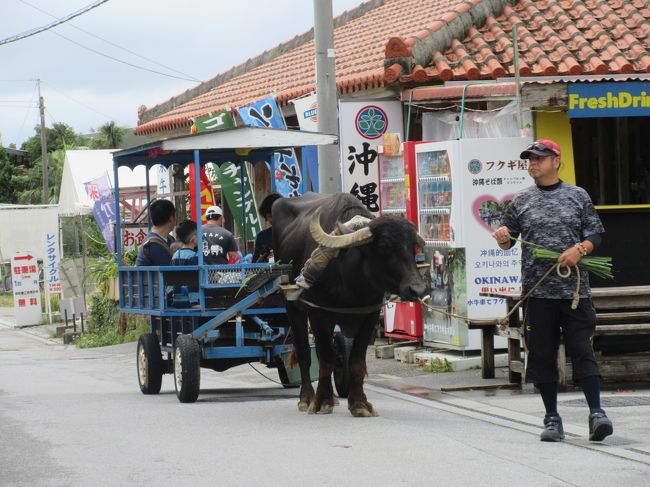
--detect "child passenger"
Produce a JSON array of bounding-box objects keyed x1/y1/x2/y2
[{"x1": 171, "y1": 220, "x2": 199, "y2": 265}]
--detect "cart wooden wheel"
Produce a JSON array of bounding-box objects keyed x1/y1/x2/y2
[
  {"x1": 137, "y1": 333, "x2": 163, "y2": 395},
  {"x1": 332, "y1": 332, "x2": 353, "y2": 398},
  {"x1": 174, "y1": 334, "x2": 201, "y2": 403}
]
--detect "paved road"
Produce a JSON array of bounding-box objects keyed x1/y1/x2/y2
[{"x1": 1, "y1": 323, "x2": 649, "y2": 486}]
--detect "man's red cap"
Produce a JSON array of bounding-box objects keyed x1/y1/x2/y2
[{"x1": 520, "y1": 139, "x2": 561, "y2": 159}]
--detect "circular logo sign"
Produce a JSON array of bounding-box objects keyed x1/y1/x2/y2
[
  {"x1": 355, "y1": 105, "x2": 388, "y2": 139},
  {"x1": 468, "y1": 159, "x2": 482, "y2": 175}
]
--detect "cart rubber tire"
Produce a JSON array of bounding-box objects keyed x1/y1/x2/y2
[
  {"x1": 277, "y1": 363, "x2": 300, "y2": 389},
  {"x1": 137, "y1": 333, "x2": 163, "y2": 395},
  {"x1": 174, "y1": 335, "x2": 201, "y2": 403},
  {"x1": 333, "y1": 332, "x2": 353, "y2": 398}
]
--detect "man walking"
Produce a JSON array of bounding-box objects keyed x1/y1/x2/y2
[
  {"x1": 491, "y1": 139, "x2": 613, "y2": 442},
  {"x1": 202, "y1": 205, "x2": 239, "y2": 264}
]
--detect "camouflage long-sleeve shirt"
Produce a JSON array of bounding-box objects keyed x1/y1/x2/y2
[{"x1": 502, "y1": 181, "x2": 604, "y2": 299}]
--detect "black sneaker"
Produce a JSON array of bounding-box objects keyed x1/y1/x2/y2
[
  {"x1": 589, "y1": 409, "x2": 613, "y2": 441},
  {"x1": 540, "y1": 414, "x2": 565, "y2": 442}
]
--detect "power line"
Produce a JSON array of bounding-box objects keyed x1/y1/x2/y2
[
  {"x1": 46, "y1": 29, "x2": 200, "y2": 82},
  {"x1": 11, "y1": 81, "x2": 38, "y2": 147},
  {"x1": 18, "y1": 0, "x2": 201, "y2": 82},
  {"x1": 42, "y1": 80, "x2": 124, "y2": 124},
  {"x1": 0, "y1": 0, "x2": 111, "y2": 46}
]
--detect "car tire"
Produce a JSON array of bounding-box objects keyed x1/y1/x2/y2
[
  {"x1": 137, "y1": 333, "x2": 163, "y2": 395},
  {"x1": 174, "y1": 334, "x2": 201, "y2": 403}
]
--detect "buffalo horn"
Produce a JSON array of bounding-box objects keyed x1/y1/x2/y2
[{"x1": 309, "y1": 210, "x2": 373, "y2": 249}]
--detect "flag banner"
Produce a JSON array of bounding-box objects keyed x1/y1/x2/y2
[
  {"x1": 237, "y1": 96, "x2": 303, "y2": 197},
  {"x1": 188, "y1": 164, "x2": 217, "y2": 224},
  {"x1": 339, "y1": 100, "x2": 404, "y2": 214},
  {"x1": 84, "y1": 173, "x2": 116, "y2": 252},
  {"x1": 214, "y1": 162, "x2": 261, "y2": 241},
  {"x1": 301, "y1": 145, "x2": 319, "y2": 192},
  {"x1": 193, "y1": 110, "x2": 236, "y2": 133}
]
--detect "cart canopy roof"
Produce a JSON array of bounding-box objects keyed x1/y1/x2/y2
[{"x1": 112, "y1": 126, "x2": 338, "y2": 170}]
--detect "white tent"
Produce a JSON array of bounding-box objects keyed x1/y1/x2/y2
[{"x1": 58, "y1": 149, "x2": 160, "y2": 216}]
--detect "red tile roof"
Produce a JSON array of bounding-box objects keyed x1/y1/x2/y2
[
  {"x1": 136, "y1": 0, "x2": 650, "y2": 136},
  {"x1": 386, "y1": 0, "x2": 650, "y2": 83}
]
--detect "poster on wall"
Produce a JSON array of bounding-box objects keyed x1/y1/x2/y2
[
  {"x1": 339, "y1": 100, "x2": 404, "y2": 214},
  {"x1": 460, "y1": 137, "x2": 532, "y2": 320}
]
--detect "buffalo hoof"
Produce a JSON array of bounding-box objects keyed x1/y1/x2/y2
[
  {"x1": 298, "y1": 400, "x2": 311, "y2": 412},
  {"x1": 308, "y1": 402, "x2": 334, "y2": 415},
  {"x1": 349, "y1": 401, "x2": 379, "y2": 417}
]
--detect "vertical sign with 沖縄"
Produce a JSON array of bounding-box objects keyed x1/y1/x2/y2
[
  {"x1": 43, "y1": 232, "x2": 61, "y2": 295},
  {"x1": 237, "y1": 96, "x2": 303, "y2": 197},
  {"x1": 339, "y1": 101, "x2": 404, "y2": 214},
  {"x1": 11, "y1": 252, "x2": 41, "y2": 326}
]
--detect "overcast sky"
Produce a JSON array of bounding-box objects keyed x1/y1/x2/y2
[{"x1": 0, "y1": 0, "x2": 364, "y2": 148}]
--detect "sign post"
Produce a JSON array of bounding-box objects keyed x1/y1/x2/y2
[{"x1": 11, "y1": 252, "x2": 42, "y2": 327}]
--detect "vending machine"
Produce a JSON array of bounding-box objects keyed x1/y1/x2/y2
[
  {"x1": 378, "y1": 143, "x2": 422, "y2": 341},
  {"x1": 403, "y1": 137, "x2": 533, "y2": 350}
]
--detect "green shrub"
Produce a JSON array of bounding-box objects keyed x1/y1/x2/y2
[
  {"x1": 423, "y1": 357, "x2": 454, "y2": 373},
  {"x1": 77, "y1": 293, "x2": 147, "y2": 348},
  {"x1": 86, "y1": 293, "x2": 119, "y2": 333}
]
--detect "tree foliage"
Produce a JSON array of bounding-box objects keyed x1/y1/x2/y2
[
  {"x1": 21, "y1": 122, "x2": 87, "y2": 161},
  {"x1": 90, "y1": 121, "x2": 128, "y2": 149},
  {"x1": 0, "y1": 147, "x2": 16, "y2": 203}
]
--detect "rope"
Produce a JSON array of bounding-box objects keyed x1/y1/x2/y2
[
  {"x1": 248, "y1": 363, "x2": 284, "y2": 385},
  {"x1": 419, "y1": 235, "x2": 584, "y2": 325}
]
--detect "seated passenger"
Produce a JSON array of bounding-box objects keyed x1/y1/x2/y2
[
  {"x1": 253, "y1": 193, "x2": 282, "y2": 263},
  {"x1": 202, "y1": 205, "x2": 240, "y2": 264},
  {"x1": 135, "y1": 199, "x2": 176, "y2": 266},
  {"x1": 171, "y1": 220, "x2": 198, "y2": 265}
]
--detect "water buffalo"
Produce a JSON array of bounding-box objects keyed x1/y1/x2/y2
[{"x1": 273, "y1": 192, "x2": 428, "y2": 417}]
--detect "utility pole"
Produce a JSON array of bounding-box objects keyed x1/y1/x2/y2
[
  {"x1": 37, "y1": 79, "x2": 49, "y2": 204},
  {"x1": 313, "y1": 0, "x2": 341, "y2": 194}
]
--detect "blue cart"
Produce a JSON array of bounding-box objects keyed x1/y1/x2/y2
[{"x1": 113, "y1": 127, "x2": 337, "y2": 402}]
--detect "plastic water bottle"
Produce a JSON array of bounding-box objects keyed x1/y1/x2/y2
[{"x1": 268, "y1": 250, "x2": 275, "y2": 264}]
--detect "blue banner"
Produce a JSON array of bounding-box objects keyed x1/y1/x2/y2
[
  {"x1": 301, "y1": 145, "x2": 319, "y2": 192},
  {"x1": 84, "y1": 174, "x2": 116, "y2": 253},
  {"x1": 568, "y1": 82, "x2": 650, "y2": 118},
  {"x1": 237, "y1": 96, "x2": 303, "y2": 197}
]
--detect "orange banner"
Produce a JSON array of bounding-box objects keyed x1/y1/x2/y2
[{"x1": 189, "y1": 164, "x2": 216, "y2": 224}]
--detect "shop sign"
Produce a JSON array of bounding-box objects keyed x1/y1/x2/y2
[
  {"x1": 339, "y1": 100, "x2": 404, "y2": 214},
  {"x1": 43, "y1": 232, "x2": 61, "y2": 294},
  {"x1": 121, "y1": 225, "x2": 148, "y2": 253},
  {"x1": 568, "y1": 82, "x2": 650, "y2": 118}
]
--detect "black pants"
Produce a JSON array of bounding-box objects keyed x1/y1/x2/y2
[{"x1": 524, "y1": 298, "x2": 600, "y2": 384}]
